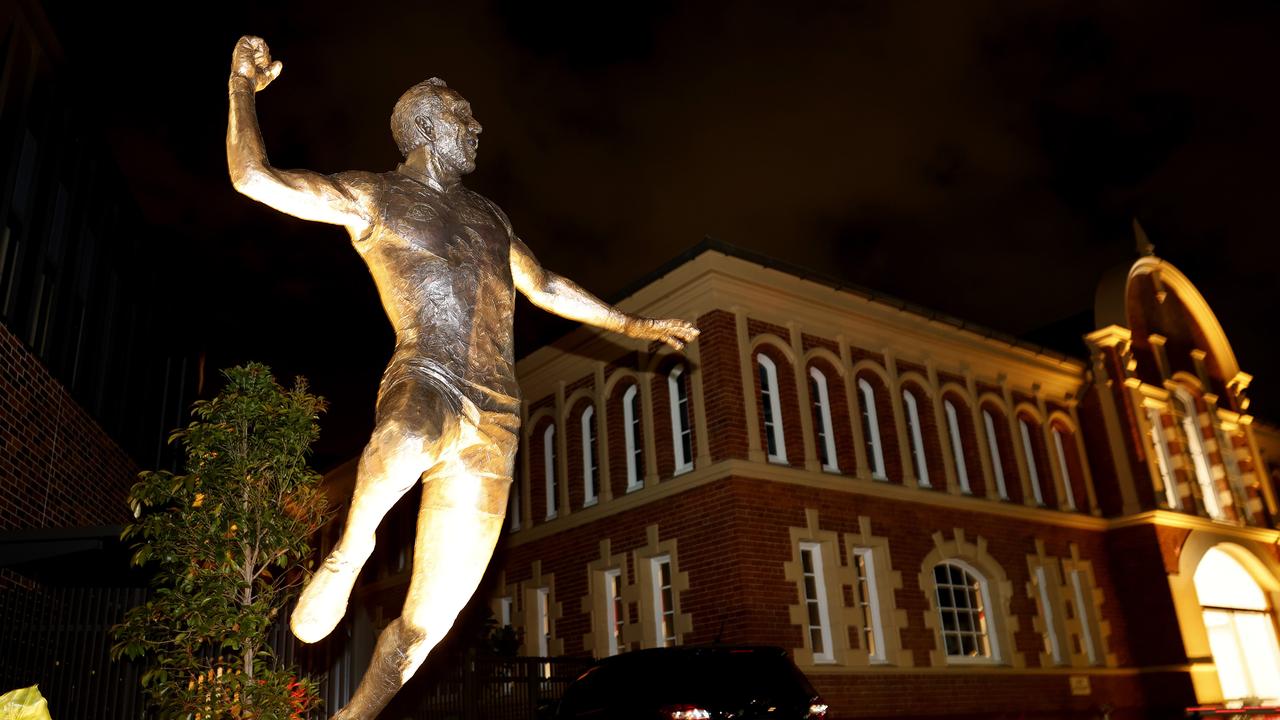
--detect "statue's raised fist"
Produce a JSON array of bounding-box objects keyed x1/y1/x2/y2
[{"x1": 231, "y1": 36, "x2": 282, "y2": 92}]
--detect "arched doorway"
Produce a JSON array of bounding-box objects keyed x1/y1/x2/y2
[{"x1": 1194, "y1": 546, "x2": 1280, "y2": 702}]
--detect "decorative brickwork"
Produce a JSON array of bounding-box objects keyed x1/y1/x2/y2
[{"x1": 0, "y1": 324, "x2": 137, "y2": 534}]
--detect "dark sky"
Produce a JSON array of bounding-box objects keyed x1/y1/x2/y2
[{"x1": 42, "y1": 1, "x2": 1280, "y2": 466}]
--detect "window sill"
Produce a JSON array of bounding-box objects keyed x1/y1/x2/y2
[
  {"x1": 673, "y1": 464, "x2": 693, "y2": 476},
  {"x1": 583, "y1": 498, "x2": 598, "y2": 508},
  {"x1": 821, "y1": 465, "x2": 840, "y2": 474},
  {"x1": 767, "y1": 455, "x2": 789, "y2": 466},
  {"x1": 943, "y1": 655, "x2": 1000, "y2": 666},
  {"x1": 626, "y1": 483, "x2": 644, "y2": 494}
]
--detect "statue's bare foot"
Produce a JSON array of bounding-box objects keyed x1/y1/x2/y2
[{"x1": 291, "y1": 550, "x2": 361, "y2": 643}]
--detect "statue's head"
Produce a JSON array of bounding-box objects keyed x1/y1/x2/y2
[{"x1": 390, "y1": 78, "x2": 482, "y2": 173}]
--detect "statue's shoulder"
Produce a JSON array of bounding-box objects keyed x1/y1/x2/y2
[
  {"x1": 329, "y1": 170, "x2": 386, "y2": 206},
  {"x1": 461, "y1": 188, "x2": 513, "y2": 233}
]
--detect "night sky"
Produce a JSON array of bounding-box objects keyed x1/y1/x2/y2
[{"x1": 41, "y1": 1, "x2": 1280, "y2": 467}]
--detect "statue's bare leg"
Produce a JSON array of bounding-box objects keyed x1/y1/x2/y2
[
  {"x1": 334, "y1": 410, "x2": 516, "y2": 720},
  {"x1": 292, "y1": 376, "x2": 464, "y2": 644}
]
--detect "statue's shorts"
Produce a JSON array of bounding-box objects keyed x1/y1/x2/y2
[{"x1": 372, "y1": 352, "x2": 520, "y2": 517}]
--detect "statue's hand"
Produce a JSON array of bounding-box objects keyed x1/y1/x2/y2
[
  {"x1": 231, "y1": 36, "x2": 282, "y2": 92},
  {"x1": 630, "y1": 317, "x2": 700, "y2": 351}
]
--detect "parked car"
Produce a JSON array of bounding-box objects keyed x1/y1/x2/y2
[{"x1": 552, "y1": 645, "x2": 830, "y2": 720}]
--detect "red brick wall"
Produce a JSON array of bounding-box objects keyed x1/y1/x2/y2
[
  {"x1": 495, "y1": 473, "x2": 1175, "y2": 718},
  {"x1": 696, "y1": 311, "x2": 748, "y2": 462},
  {"x1": 0, "y1": 323, "x2": 137, "y2": 534}
]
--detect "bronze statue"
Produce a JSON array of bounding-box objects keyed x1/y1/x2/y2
[{"x1": 226, "y1": 36, "x2": 699, "y2": 719}]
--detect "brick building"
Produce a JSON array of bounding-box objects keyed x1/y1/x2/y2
[
  {"x1": 1, "y1": 0, "x2": 194, "y2": 712},
  {"x1": 448, "y1": 237, "x2": 1280, "y2": 719}
]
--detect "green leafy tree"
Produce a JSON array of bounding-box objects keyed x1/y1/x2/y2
[{"x1": 111, "y1": 363, "x2": 330, "y2": 719}]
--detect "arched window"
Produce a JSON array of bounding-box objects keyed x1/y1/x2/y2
[
  {"x1": 944, "y1": 399, "x2": 971, "y2": 494},
  {"x1": 1176, "y1": 390, "x2": 1224, "y2": 520},
  {"x1": 903, "y1": 389, "x2": 930, "y2": 487},
  {"x1": 622, "y1": 385, "x2": 644, "y2": 492},
  {"x1": 1147, "y1": 407, "x2": 1180, "y2": 510},
  {"x1": 668, "y1": 365, "x2": 693, "y2": 474},
  {"x1": 1018, "y1": 418, "x2": 1045, "y2": 506},
  {"x1": 757, "y1": 354, "x2": 787, "y2": 464},
  {"x1": 543, "y1": 424, "x2": 558, "y2": 520},
  {"x1": 982, "y1": 409, "x2": 1009, "y2": 500},
  {"x1": 1051, "y1": 427, "x2": 1077, "y2": 511},
  {"x1": 933, "y1": 561, "x2": 996, "y2": 661},
  {"x1": 809, "y1": 367, "x2": 839, "y2": 472},
  {"x1": 581, "y1": 405, "x2": 598, "y2": 506},
  {"x1": 1194, "y1": 547, "x2": 1280, "y2": 701},
  {"x1": 858, "y1": 378, "x2": 886, "y2": 480}
]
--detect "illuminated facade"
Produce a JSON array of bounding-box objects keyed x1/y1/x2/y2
[{"x1": 477, "y1": 238, "x2": 1280, "y2": 718}]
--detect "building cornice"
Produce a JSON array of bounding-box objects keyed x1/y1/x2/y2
[
  {"x1": 503, "y1": 459, "x2": 1111, "y2": 549},
  {"x1": 518, "y1": 251, "x2": 1087, "y2": 401},
  {"x1": 1108, "y1": 510, "x2": 1280, "y2": 545}
]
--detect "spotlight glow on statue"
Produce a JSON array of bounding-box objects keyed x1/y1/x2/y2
[{"x1": 226, "y1": 36, "x2": 698, "y2": 719}]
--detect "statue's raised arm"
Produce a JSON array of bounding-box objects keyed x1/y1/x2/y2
[{"x1": 226, "y1": 36, "x2": 372, "y2": 234}]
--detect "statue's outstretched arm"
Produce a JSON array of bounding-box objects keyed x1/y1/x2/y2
[
  {"x1": 227, "y1": 36, "x2": 371, "y2": 232},
  {"x1": 510, "y1": 236, "x2": 699, "y2": 351}
]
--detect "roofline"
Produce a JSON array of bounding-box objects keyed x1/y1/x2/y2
[{"x1": 599, "y1": 237, "x2": 1081, "y2": 365}]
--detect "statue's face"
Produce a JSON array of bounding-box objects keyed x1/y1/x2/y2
[{"x1": 422, "y1": 90, "x2": 482, "y2": 174}]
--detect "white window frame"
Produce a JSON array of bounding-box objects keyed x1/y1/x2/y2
[
  {"x1": 799, "y1": 542, "x2": 835, "y2": 663},
  {"x1": 757, "y1": 354, "x2": 787, "y2": 464},
  {"x1": 668, "y1": 366, "x2": 694, "y2": 475},
  {"x1": 852, "y1": 547, "x2": 886, "y2": 663},
  {"x1": 1036, "y1": 566, "x2": 1063, "y2": 664},
  {"x1": 651, "y1": 555, "x2": 677, "y2": 648},
  {"x1": 535, "y1": 587, "x2": 551, "y2": 657},
  {"x1": 903, "y1": 389, "x2": 930, "y2": 487},
  {"x1": 1052, "y1": 428, "x2": 1077, "y2": 511},
  {"x1": 1070, "y1": 569, "x2": 1099, "y2": 665},
  {"x1": 623, "y1": 385, "x2": 644, "y2": 492},
  {"x1": 1147, "y1": 407, "x2": 1180, "y2": 510},
  {"x1": 604, "y1": 568, "x2": 624, "y2": 656},
  {"x1": 499, "y1": 596, "x2": 513, "y2": 627},
  {"x1": 858, "y1": 378, "x2": 887, "y2": 480},
  {"x1": 933, "y1": 559, "x2": 1000, "y2": 664},
  {"x1": 1019, "y1": 419, "x2": 1045, "y2": 506},
  {"x1": 1176, "y1": 390, "x2": 1224, "y2": 520},
  {"x1": 809, "y1": 368, "x2": 839, "y2": 472},
  {"x1": 581, "y1": 406, "x2": 598, "y2": 507},
  {"x1": 983, "y1": 409, "x2": 1009, "y2": 500},
  {"x1": 543, "y1": 424, "x2": 558, "y2": 519},
  {"x1": 944, "y1": 400, "x2": 971, "y2": 494}
]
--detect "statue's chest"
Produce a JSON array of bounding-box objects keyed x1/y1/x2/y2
[{"x1": 380, "y1": 182, "x2": 508, "y2": 265}]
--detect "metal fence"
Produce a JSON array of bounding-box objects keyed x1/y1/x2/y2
[
  {"x1": 0, "y1": 582, "x2": 589, "y2": 720},
  {"x1": 376, "y1": 655, "x2": 593, "y2": 720},
  {"x1": 0, "y1": 584, "x2": 148, "y2": 719}
]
